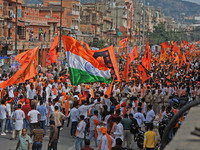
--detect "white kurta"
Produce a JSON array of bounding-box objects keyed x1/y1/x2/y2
[
  {"x1": 100, "y1": 134, "x2": 115, "y2": 150},
  {"x1": 13, "y1": 109, "x2": 25, "y2": 131},
  {"x1": 113, "y1": 123, "x2": 124, "y2": 141}
]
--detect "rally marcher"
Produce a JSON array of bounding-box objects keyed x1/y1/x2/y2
[
  {"x1": 68, "y1": 102, "x2": 79, "y2": 137},
  {"x1": 48, "y1": 120, "x2": 58, "y2": 150},
  {"x1": 113, "y1": 117, "x2": 124, "y2": 141},
  {"x1": 22, "y1": 99, "x2": 31, "y2": 130},
  {"x1": 50, "y1": 106, "x2": 66, "y2": 139},
  {"x1": 88, "y1": 110, "x2": 99, "y2": 147},
  {"x1": 16, "y1": 128, "x2": 32, "y2": 150},
  {"x1": 134, "y1": 107, "x2": 146, "y2": 129},
  {"x1": 30, "y1": 122, "x2": 45, "y2": 150},
  {"x1": 121, "y1": 114, "x2": 132, "y2": 148},
  {"x1": 81, "y1": 139, "x2": 94, "y2": 150},
  {"x1": 145, "y1": 105, "x2": 155, "y2": 131},
  {"x1": 11, "y1": 104, "x2": 25, "y2": 140},
  {"x1": 28, "y1": 105, "x2": 41, "y2": 132},
  {"x1": 143, "y1": 124, "x2": 157, "y2": 150},
  {"x1": 98, "y1": 127, "x2": 115, "y2": 150},
  {"x1": 37, "y1": 101, "x2": 48, "y2": 135},
  {"x1": 0, "y1": 100, "x2": 9, "y2": 135},
  {"x1": 75, "y1": 115, "x2": 86, "y2": 150}
]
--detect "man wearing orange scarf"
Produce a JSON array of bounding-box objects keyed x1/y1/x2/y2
[{"x1": 98, "y1": 127, "x2": 114, "y2": 150}]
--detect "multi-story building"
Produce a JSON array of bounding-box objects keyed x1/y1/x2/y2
[
  {"x1": 80, "y1": 2, "x2": 115, "y2": 44},
  {"x1": 0, "y1": 0, "x2": 81, "y2": 42}
]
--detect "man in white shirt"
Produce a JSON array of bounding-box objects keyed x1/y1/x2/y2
[
  {"x1": 0, "y1": 100, "x2": 9, "y2": 135},
  {"x1": 98, "y1": 127, "x2": 115, "y2": 150},
  {"x1": 27, "y1": 85, "x2": 37, "y2": 100},
  {"x1": 7, "y1": 85, "x2": 15, "y2": 99},
  {"x1": 134, "y1": 107, "x2": 146, "y2": 129},
  {"x1": 78, "y1": 101, "x2": 95, "y2": 119},
  {"x1": 5, "y1": 101, "x2": 13, "y2": 133},
  {"x1": 68, "y1": 103, "x2": 79, "y2": 137},
  {"x1": 113, "y1": 117, "x2": 124, "y2": 141},
  {"x1": 11, "y1": 104, "x2": 25, "y2": 140},
  {"x1": 104, "y1": 95, "x2": 112, "y2": 112},
  {"x1": 28, "y1": 106, "x2": 41, "y2": 132},
  {"x1": 75, "y1": 115, "x2": 86, "y2": 150},
  {"x1": 146, "y1": 105, "x2": 155, "y2": 131}
]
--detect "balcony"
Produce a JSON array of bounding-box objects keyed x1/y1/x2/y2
[
  {"x1": 71, "y1": 25, "x2": 79, "y2": 30},
  {"x1": 72, "y1": 10, "x2": 80, "y2": 16}
]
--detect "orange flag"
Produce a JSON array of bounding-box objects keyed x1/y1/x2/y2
[
  {"x1": 49, "y1": 36, "x2": 59, "y2": 63},
  {"x1": 137, "y1": 62, "x2": 151, "y2": 83},
  {"x1": 81, "y1": 40, "x2": 91, "y2": 52},
  {"x1": 175, "y1": 55, "x2": 179, "y2": 65},
  {"x1": 104, "y1": 79, "x2": 114, "y2": 98},
  {"x1": 172, "y1": 42, "x2": 180, "y2": 53},
  {"x1": 128, "y1": 46, "x2": 138, "y2": 63},
  {"x1": 119, "y1": 38, "x2": 128, "y2": 48},
  {"x1": 0, "y1": 47, "x2": 38, "y2": 88},
  {"x1": 122, "y1": 58, "x2": 130, "y2": 83},
  {"x1": 183, "y1": 40, "x2": 188, "y2": 46},
  {"x1": 188, "y1": 43, "x2": 195, "y2": 56},
  {"x1": 85, "y1": 45, "x2": 121, "y2": 82},
  {"x1": 186, "y1": 57, "x2": 192, "y2": 72},
  {"x1": 160, "y1": 42, "x2": 170, "y2": 54},
  {"x1": 142, "y1": 40, "x2": 151, "y2": 70}
]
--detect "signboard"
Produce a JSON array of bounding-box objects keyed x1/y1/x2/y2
[{"x1": 11, "y1": 55, "x2": 20, "y2": 72}]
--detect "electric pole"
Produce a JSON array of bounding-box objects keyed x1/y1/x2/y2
[
  {"x1": 115, "y1": 3, "x2": 118, "y2": 46},
  {"x1": 59, "y1": 0, "x2": 62, "y2": 52},
  {"x1": 15, "y1": 0, "x2": 18, "y2": 52},
  {"x1": 142, "y1": 0, "x2": 145, "y2": 51}
]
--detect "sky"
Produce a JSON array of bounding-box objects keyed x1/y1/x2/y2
[{"x1": 183, "y1": 0, "x2": 200, "y2": 4}]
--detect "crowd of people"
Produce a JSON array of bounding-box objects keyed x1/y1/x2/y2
[{"x1": 0, "y1": 42, "x2": 199, "y2": 150}]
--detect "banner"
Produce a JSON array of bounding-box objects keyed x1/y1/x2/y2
[{"x1": 11, "y1": 55, "x2": 20, "y2": 72}]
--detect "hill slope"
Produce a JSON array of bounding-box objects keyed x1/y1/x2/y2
[{"x1": 149, "y1": 0, "x2": 200, "y2": 21}]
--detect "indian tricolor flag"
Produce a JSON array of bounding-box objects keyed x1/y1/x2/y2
[{"x1": 63, "y1": 35, "x2": 112, "y2": 85}]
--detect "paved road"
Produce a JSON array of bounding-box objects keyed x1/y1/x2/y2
[{"x1": 0, "y1": 121, "x2": 141, "y2": 150}]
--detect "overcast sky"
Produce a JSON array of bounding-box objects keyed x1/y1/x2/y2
[{"x1": 183, "y1": 0, "x2": 200, "y2": 4}]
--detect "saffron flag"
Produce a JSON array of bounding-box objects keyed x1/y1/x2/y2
[
  {"x1": 87, "y1": 46, "x2": 120, "y2": 82},
  {"x1": 122, "y1": 58, "x2": 130, "y2": 83},
  {"x1": 81, "y1": 40, "x2": 91, "y2": 52},
  {"x1": 137, "y1": 40, "x2": 151, "y2": 83},
  {"x1": 119, "y1": 38, "x2": 128, "y2": 49},
  {"x1": 183, "y1": 40, "x2": 188, "y2": 46},
  {"x1": 63, "y1": 35, "x2": 112, "y2": 85},
  {"x1": 49, "y1": 36, "x2": 59, "y2": 63},
  {"x1": 128, "y1": 46, "x2": 138, "y2": 63},
  {"x1": 104, "y1": 79, "x2": 114, "y2": 98},
  {"x1": 142, "y1": 40, "x2": 151, "y2": 70},
  {"x1": 161, "y1": 42, "x2": 170, "y2": 54},
  {"x1": 172, "y1": 42, "x2": 180, "y2": 53},
  {"x1": 0, "y1": 47, "x2": 38, "y2": 88}
]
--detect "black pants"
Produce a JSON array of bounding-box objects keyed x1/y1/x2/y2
[
  {"x1": 146, "y1": 148, "x2": 155, "y2": 150},
  {"x1": 57, "y1": 126, "x2": 62, "y2": 139},
  {"x1": 47, "y1": 140, "x2": 58, "y2": 150}
]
